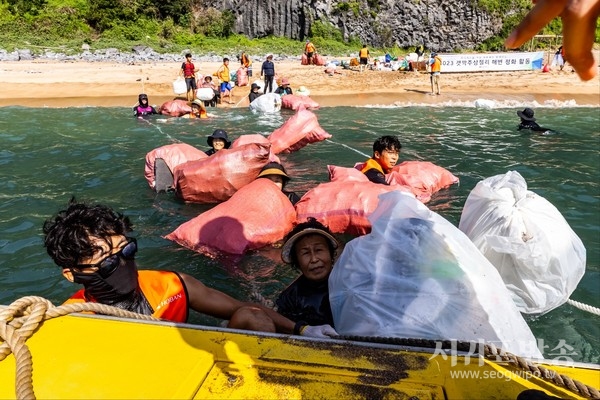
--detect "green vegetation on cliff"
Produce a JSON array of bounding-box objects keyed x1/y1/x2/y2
[{"x1": 0, "y1": 0, "x2": 589, "y2": 57}]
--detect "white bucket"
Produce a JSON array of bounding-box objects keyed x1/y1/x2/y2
[{"x1": 173, "y1": 78, "x2": 187, "y2": 95}]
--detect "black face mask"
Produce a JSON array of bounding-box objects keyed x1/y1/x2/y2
[{"x1": 71, "y1": 257, "x2": 139, "y2": 304}]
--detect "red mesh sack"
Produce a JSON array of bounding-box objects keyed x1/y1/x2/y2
[
  {"x1": 281, "y1": 94, "x2": 320, "y2": 111},
  {"x1": 268, "y1": 109, "x2": 331, "y2": 154},
  {"x1": 166, "y1": 179, "x2": 296, "y2": 256},
  {"x1": 387, "y1": 161, "x2": 459, "y2": 198},
  {"x1": 159, "y1": 99, "x2": 192, "y2": 117},
  {"x1": 144, "y1": 143, "x2": 207, "y2": 189},
  {"x1": 173, "y1": 143, "x2": 271, "y2": 203}
]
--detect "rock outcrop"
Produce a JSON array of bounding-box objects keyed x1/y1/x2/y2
[{"x1": 199, "y1": 0, "x2": 504, "y2": 51}]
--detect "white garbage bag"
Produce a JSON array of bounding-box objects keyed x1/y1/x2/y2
[
  {"x1": 329, "y1": 191, "x2": 542, "y2": 358},
  {"x1": 249, "y1": 93, "x2": 282, "y2": 113},
  {"x1": 458, "y1": 170, "x2": 586, "y2": 314}
]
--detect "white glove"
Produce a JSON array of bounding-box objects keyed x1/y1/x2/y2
[{"x1": 300, "y1": 324, "x2": 338, "y2": 338}]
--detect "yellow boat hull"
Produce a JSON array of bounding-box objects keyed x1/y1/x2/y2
[{"x1": 1, "y1": 313, "x2": 598, "y2": 399}]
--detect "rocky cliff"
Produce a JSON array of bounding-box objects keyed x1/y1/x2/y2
[{"x1": 199, "y1": 0, "x2": 504, "y2": 51}]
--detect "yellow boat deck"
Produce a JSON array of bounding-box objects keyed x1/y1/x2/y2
[{"x1": 1, "y1": 313, "x2": 598, "y2": 399}]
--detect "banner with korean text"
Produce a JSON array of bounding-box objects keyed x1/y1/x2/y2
[{"x1": 437, "y1": 52, "x2": 545, "y2": 73}]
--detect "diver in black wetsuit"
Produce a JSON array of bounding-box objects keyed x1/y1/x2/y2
[{"x1": 517, "y1": 108, "x2": 550, "y2": 133}]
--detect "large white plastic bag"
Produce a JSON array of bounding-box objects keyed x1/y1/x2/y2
[
  {"x1": 458, "y1": 170, "x2": 586, "y2": 314},
  {"x1": 329, "y1": 191, "x2": 542, "y2": 358},
  {"x1": 249, "y1": 93, "x2": 282, "y2": 113}
]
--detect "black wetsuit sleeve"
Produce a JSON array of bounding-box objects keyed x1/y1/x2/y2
[
  {"x1": 364, "y1": 168, "x2": 388, "y2": 185},
  {"x1": 151, "y1": 107, "x2": 158, "y2": 115},
  {"x1": 285, "y1": 191, "x2": 302, "y2": 206}
]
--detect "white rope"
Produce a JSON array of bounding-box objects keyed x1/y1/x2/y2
[{"x1": 567, "y1": 298, "x2": 600, "y2": 316}]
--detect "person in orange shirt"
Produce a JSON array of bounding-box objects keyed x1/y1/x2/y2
[
  {"x1": 240, "y1": 50, "x2": 253, "y2": 77},
  {"x1": 429, "y1": 52, "x2": 442, "y2": 95},
  {"x1": 181, "y1": 99, "x2": 207, "y2": 119},
  {"x1": 304, "y1": 40, "x2": 317, "y2": 65},
  {"x1": 358, "y1": 44, "x2": 370, "y2": 72},
  {"x1": 43, "y1": 199, "x2": 336, "y2": 338}
]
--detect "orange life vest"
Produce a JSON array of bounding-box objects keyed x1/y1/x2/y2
[
  {"x1": 359, "y1": 48, "x2": 369, "y2": 58},
  {"x1": 63, "y1": 270, "x2": 189, "y2": 322},
  {"x1": 431, "y1": 56, "x2": 442, "y2": 73},
  {"x1": 360, "y1": 157, "x2": 386, "y2": 175}
]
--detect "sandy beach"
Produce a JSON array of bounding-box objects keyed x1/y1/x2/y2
[{"x1": 0, "y1": 55, "x2": 598, "y2": 108}]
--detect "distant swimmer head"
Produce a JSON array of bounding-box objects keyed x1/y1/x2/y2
[{"x1": 517, "y1": 108, "x2": 536, "y2": 121}]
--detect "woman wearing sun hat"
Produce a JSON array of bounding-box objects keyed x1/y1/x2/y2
[
  {"x1": 205, "y1": 129, "x2": 231, "y2": 156},
  {"x1": 274, "y1": 78, "x2": 293, "y2": 96},
  {"x1": 275, "y1": 217, "x2": 340, "y2": 336},
  {"x1": 256, "y1": 162, "x2": 300, "y2": 205},
  {"x1": 517, "y1": 108, "x2": 548, "y2": 132}
]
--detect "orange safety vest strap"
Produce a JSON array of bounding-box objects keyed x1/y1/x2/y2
[
  {"x1": 431, "y1": 56, "x2": 441, "y2": 72},
  {"x1": 63, "y1": 270, "x2": 189, "y2": 323},
  {"x1": 360, "y1": 158, "x2": 385, "y2": 175}
]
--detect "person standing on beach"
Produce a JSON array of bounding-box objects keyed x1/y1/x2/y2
[
  {"x1": 216, "y1": 58, "x2": 233, "y2": 104},
  {"x1": 429, "y1": 52, "x2": 442, "y2": 95},
  {"x1": 240, "y1": 51, "x2": 252, "y2": 77},
  {"x1": 304, "y1": 40, "x2": 316, "y2": 65},
  {"x1": 261, "y1": 55, "x2": 275, "y2": 93},
  {"x1": 359, "y1": 44, "x2": 370, "y2": 72},
  {"x1": 180, "y1": 53, "x2": 199, "y2": 102}
]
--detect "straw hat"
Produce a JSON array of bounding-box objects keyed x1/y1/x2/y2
[
  {"x1": 297, "y1": 86, "x2": 310, "y2": 96},
  {"x1": 257, "y1": 162, "x2": 290, "y2": 185},
  {"x1": 281, "y1": 218, "x2": 339, "y2": 264}
]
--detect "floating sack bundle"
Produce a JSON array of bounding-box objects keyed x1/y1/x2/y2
[
  {"x1": 249, "y1": 93, "x2": 282, "y2": 113},
  {"x1": 144, "y1": 143, "x2": 208, "y2": 190},
  {"x1": 295, "y1": 166, "x2": 416, "y2": 235},
  {"x1": 281, "y1": 94, "x2": 320, "y2": 111},
  {"x1": 329, "y1": 191, "x2": 543, "y2": 358},
  {"x1": 158, "y1": 99, "x2": 192, "y2": 117},
  {"x1": 268, "y1": 109, "x2": 331, "y2": 154},
  {"x1": 231, "y1": 134, "x2": 280, "y2": 163},
  {"x1": 173, "y1": 143, "x2": 271, "y2": 203},
  {"x1": 166, "y1": 179, "x2": 296, "y2": 256},
  {"x1": 236, "y1": 67, "x2": 248, "y2": 86},
  {"x1": 458, "y1": 170, "x2": 586, "y2": 314},
  {"x1": 386, "y1": 161, "x2": 459, "y2": 199}
]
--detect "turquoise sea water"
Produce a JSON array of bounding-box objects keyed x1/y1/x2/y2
[{"x1": 1, "y1": 100, "x2": 598, "y2": 362}]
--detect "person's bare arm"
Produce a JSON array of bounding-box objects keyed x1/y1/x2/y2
[
  {"x1": 504, "y1": 0, "x2": 600, "y2": 81},
  {"x1": 180, "y1": 273, "x2": 295, "y2": 333}
]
